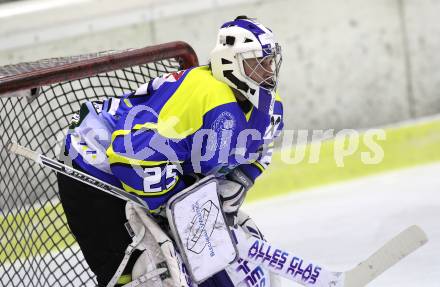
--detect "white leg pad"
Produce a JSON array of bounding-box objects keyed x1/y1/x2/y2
[{"x1": 124, "y1": 202, "x2": 193, "y2": 287}]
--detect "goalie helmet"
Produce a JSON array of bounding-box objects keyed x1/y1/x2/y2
[{"x1": 210, "y1": 16, "x2": 282, "y2": 115}]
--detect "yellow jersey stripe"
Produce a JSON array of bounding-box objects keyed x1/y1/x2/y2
[
  {"x1": 121, "y1": 176, "x2": 179, "y2": 197},
  {"x1": 133, "y1": 122, "x2": 158, "y2": 130},
  {"x1": 253, "y1": 161, "x2": 265, "y2": 172},
  {"x1": 245, "y1": 106, "x2": 254, "y2": 122},
  {"x1": 123, "y1": 99, "x2": 133, "y2": 108},
  {"x1": 107, "y1": 129, "x2": 174, "y2": 166}
]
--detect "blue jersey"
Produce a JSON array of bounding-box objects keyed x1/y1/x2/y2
[{"x1": 63, "y1": 66, "x2": 283, "y2": 212}]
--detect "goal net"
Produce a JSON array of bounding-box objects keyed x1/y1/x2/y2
[{"x1": 0, "y1": 41, "x2": 198, "y2": 287}]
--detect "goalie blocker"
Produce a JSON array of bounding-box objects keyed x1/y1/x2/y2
[{"x1": 166, "y1": 176, "x2": 238, "y2": 283}]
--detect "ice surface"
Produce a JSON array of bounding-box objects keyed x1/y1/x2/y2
[{"x1": 243, "y1": 162, "x2": 440, "y2": 286}]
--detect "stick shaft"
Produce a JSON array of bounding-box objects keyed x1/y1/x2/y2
[
  {"x1": 234, "y1": 225, "x2": 427, "y2": 287},
  {"x1": 233, "y1": 230, "x2": 344, "y2": 286},
  {"x1": 6, "y1": 141, "x2": 150, "y2": 211}
]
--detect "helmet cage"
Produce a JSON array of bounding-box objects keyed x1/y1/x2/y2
[{"x1": 237, "y1": 43, "x2": 282, "y2": 92}]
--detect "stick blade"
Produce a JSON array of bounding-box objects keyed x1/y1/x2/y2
[{"x1": 344, "y1": 225, "x2": 428, "y2": 287}]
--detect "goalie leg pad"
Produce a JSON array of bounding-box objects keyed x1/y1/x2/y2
[
  {"x1": 122, "y1": 202, "x2": 193, "y2": 287},
  {"x1": 123, "y1": 251, "x2": 169, "y2": 287}
]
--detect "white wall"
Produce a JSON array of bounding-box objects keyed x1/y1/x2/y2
[
  {"x1": 0, "y1": 0, "x2": 439, "y2": 129},
  {"x1": 403, "y1": 0, "x2": 440, "y2": 118}
]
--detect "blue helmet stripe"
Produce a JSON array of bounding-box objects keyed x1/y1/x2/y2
[
  {"x1": 221, "y1": 19, "x2": 275, "y2": 57},
  {"x1": 220, "y1": 19, "x2": 266, "y2": 41}
]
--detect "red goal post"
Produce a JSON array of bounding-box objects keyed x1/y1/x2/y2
[
  {"x1": 0, "y1": 41, "x2": 198, "y2": 95},
  {"x1": 0, "y1": 41, "x2": 198, "y2": 287}
]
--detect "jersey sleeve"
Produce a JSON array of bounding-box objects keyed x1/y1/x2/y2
[
  {"x1": 237, "y1": 97, "x2": 284, "y2": 183},
  {"x1": 63, "y1": 99, "x2": 118, "y2": 186},
  {"x1": 62, "y1": 91, "x2": 150, "y2": 183},
  {"x1": 238, "y1": 141, "x2": 275, "y2": 183}
]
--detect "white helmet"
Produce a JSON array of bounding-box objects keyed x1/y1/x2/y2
[{"x1": 210, "y1": 16, "x2": 282, "y2": 115}]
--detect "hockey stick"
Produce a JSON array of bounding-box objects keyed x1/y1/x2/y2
[
  {"x1": 6, "y1": 141, "x2": 150, "y2": 211},
  {"x1": 7, "y1": 142, "x2": 428, "y2": 286},
  {"x1": 234, "y1": 224, "x2": 428, "y2": 286}
]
